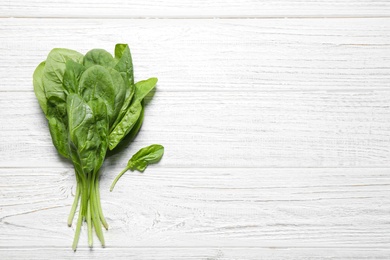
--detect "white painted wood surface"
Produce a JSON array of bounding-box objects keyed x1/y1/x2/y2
[
  {"x1": 0, "y1": 1, "x2": 390, "y2": 259},
  {"x1": 1, "y1": 91, "x2": 390, "y2": 168},
  {"x1": 2, "y1": 19, "x2": 390, "y2": 92},
  {"x1": 2, "y1": 0, "x2": 390, "y2": 18},
  {"x1": 2, "y1": 167, "x2": 390, "y2": 247}
]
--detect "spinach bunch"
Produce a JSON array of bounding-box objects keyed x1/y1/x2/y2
[{"x1": 33, "y1": 44, "x2": 157, "y2": 250}]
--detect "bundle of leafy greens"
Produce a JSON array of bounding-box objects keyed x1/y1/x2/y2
[{"x1": 33, "y1": 44, "x2": 158, "y2": 250}]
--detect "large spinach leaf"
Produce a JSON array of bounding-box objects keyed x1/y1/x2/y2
[
  {"x1": 114, "y1": 43, "x2": 134, "y2": 86},
  {"x1": 63, "y1": 60, "x2": 86, "y2": 94},
  {"x1": 33, "y1": 61, "x2": 47, "y2": 114},
  {"x1": 108, "y1": 100, "x2": 142, "y2": 150},
  {"x1": 43, "y1": 48, "x2": 83, "y2": 102},
  {"x1": 84, "y1": 49, "x2": 115, "y2": 69},
  {"x1": 88, "y1": 98, "x2": 109, "y2": 172},
  {"x1": 108, "y1": 68, "x2": 126, "y2": 123},
  {"x1": 67, "y1": 93, "x2": 101, "y2": 175},
  {"x1": 46, "y1": 95, "x2": 70, "y2": 158},
  {"x1": 108, "y1": 78, "x2": 157, "y2": 150},
  {"x1": 79, "y1": 65, "x2": 116, "y2": 125},
  {"x1": 133, "y1": 77, "x2": 157, "y2": 101}
]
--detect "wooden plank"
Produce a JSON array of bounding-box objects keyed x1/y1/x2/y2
[
  {"x1": 0, "y1": 168, "x2": 389, "y2": 249},
  {"x1": 2, "y1": 0, "x2": 390, "y2": 18},
  {"x1": 1, "y1": 19, "x2": 390, "y2": 92},
  {"x1": 1, "y1": 247, "x2": 390, "y2": 260},
  {"x1": 1, "y1": 91, "x2": 389, "y2": 168}
]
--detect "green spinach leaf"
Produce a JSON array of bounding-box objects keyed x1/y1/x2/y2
[
  {"x1": 126, "y1": 102, "x2": 144, "y2": 141},
  {"x1": 114, "y1": 44, "x2": 134, "y2": 86},
  {"x1": 63, "y1": 60, "x2": 86, "y2": 94},
  {"x1": 110, "y1": 144, "x2": 164, "y2": 191},
  {"x1": 108, "y1": 100, "x2": 142, "y2": 150},
  {"x1": 108, "y1": 77, "x2": 157, "y2": 149},
  {"x1": 84, "y1": 49, "x2": 115, "y2": 69},
  {"x1": 128, "y1": 144, "x2": 164, "y2": 171},
  {"x1": 110, "y1": 82, "x2": 135, "y2": 132},
  {"x1": 88, "y1": 98, "x2": 109, "y2": 172},
  {"x1": 42, "y1": 49, "x2": 84, "y2": 159},
  {"x1": 46, "y1": 95, "x2": 70, "y2": 158},
  {"x1": 33, "y1": 61, "x2": 47, "y2": 114},
  {"x1": 67, "y1": 93, "x2": 101, "y2": 175},
  {"x1": 134, "y1": 77, "x2": 157, "y2": 101},
  {"x1": 79, "y1": 65, "x2": 116, "y2": 125},
  {"x1": 108, "y1": 68, "x2": 126, "y2": 123},
  {"x1": 47, "y1": 116, "x2": 70, "y2": 158},
  {"x1": 43, "y1": 48, "x2": 83, "y2": 102}
]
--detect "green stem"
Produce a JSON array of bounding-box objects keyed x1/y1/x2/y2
[
  {"x1": 91, "y1": 178, "x2": 105, "y2": 247},
  {"x1": 67, "y1": 181, "x2": 80, "y2": 227},
  {"x1": 78, "y1": 173, "x2": 88, "y2": 218},
  {"x1": 72, "y1": 194, "x2": 83, "y2": 251},
  {"x1": 87, "y1": 200, "x2": 93, "y2": 247},
  {"x1": 110, "y1": 166, "x2": 130, "y2": 192},
  {"x1": 88, "y1": 171, "x2": 92, "y2": 198},
  {"x1": 95, "y1": 173, "x2": 108, "y2": 229}
]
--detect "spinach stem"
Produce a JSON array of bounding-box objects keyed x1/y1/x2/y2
[
  {"x1": 71, "y1": 168, "x2": 108, "y2": 249},
  {"x1": 87, "y1": 199, "x2": 93, "y2": 247},
  {"x1": 79, "y1": 173, "x2": 88, "y2": 217},
  {"x1": 67, "y1": 181, "x2": 80, "y2": 227},
  {"x1": 110, "y1": 166, "x2": 130, "y2": 192},
  {"x1": 72, "y1": 189, "x2": 83, "y2": 251},
  {"x1": 91, "y1": 178, "x2": 105, "y2": 246},
  {"x1": 95, "y1": 173, "x2": 108, "y2": 229}
]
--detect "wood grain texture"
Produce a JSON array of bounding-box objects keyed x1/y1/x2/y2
[
  {"x1": 1, "y1": 248, "x2": 390, "y2": 260},
  {"x1": 1, "y1": 168, "x2": 389, "y2": 250},
  {"x1": 2, "y1": 0, "x2": 390, "y2": 18},
  {"x1": 1, "y1": 19, "x2": 390, "y2": 92},
  {"x1": 0, "y1": 91, "x2": 389, "y2": 168},
  {"x1": 1, "y1": 1, "x2": 390, "y2": 258}
]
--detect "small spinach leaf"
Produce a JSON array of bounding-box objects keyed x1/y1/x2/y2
[
  {"x1": 110, "y1": 144, "x2": 164, "y2": 191},
  {"x1": 128, "y1": 144, "x2": 164, "y2": 171}
]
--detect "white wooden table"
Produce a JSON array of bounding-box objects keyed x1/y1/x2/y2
[{"x1": 1, "y1": 1, "x2": 390, "y2": 259}]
